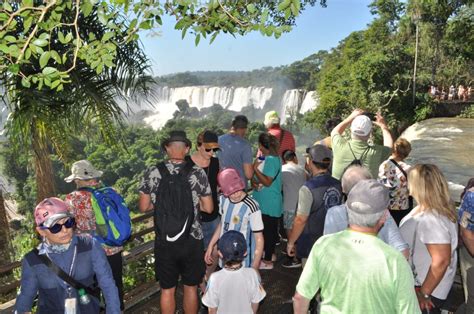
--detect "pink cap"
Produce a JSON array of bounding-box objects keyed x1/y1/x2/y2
[
  {"x1": 217, "y1": 168, "x2": 245, "y2": 197},
  {"x1": 34, "y1": 197, "x2": 72, "y2": 227}
]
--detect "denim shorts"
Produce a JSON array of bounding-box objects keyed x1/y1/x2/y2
[{"x1": 201, "y1": 216, "x2": 221, "y2": 250}]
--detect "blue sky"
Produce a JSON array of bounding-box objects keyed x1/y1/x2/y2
[{"x1": 141, "y1": 0, "x2": 375, "y2": 76}]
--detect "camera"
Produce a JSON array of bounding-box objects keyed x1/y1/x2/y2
[{"x1": 362, "y1": 112, "x2": 376, "y2": 121}]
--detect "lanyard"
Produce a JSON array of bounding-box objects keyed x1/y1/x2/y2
[{"x1": 46, "y1": 245, "x2": 78, "y2": 285}]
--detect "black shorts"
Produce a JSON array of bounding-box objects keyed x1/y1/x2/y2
[{"x1": 154, "y1": 237, "x2": 205, "y2": 289}]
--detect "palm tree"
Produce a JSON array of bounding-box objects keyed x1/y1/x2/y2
[{"x1": 2, "y1": 6, "x2": 154, "y2": 202}]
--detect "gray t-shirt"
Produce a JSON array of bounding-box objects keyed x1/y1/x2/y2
[
  {"x1": 218, "y1": 133, "x2": 253, "y2": 186},
  {"x1": 138, "y1": 161, "x2": 212, "y2": 240},
  {"x1": 282, "y1": 163, "x2": 306, "y2": 212},
  {"x1": 400, "y1": 209, "x2": 458, "y2": 299}
]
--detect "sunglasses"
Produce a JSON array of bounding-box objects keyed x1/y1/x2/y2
[
  {"x1": 205, "y1": 148, "x2": 220, "y2": 153},
  {"x1": 41, "y1": 217, "x2": 75, "y2": 234}
]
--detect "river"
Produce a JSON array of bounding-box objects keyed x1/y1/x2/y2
[{"x1": 402, "y1": 117, "x2": 474, "y2": 201}]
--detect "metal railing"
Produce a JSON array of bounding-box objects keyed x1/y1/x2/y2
[{"x1": 0, "y1": 211, "x2": 158, "y2": 312}]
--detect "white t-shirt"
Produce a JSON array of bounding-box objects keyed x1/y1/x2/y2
[
  {"x1": 202, "y1": 267, "x2": 266, "y2": 313},
  {"x1": 282, "y1": 163, "x2": 306, "y2": 212},
  {"x1": 400, "y1": 209, "x2": 458, "y2": 299}
]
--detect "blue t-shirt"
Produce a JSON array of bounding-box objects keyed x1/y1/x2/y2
[
  {"x1": 459, "y1": 191, "x2": 474, "y2": 231},
  {"x1": 252, "y1": 155, "x2": 283, "y2": 217},
  {"x1": 218, "y1": 133, "x2": 253, "y2": 186}
]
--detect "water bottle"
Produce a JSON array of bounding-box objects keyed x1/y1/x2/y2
[
  {"x1": 78, "y1": 288, "x2": 91, "y2": 305},
  {"x1": 257, "y1": 155, "x2": 265, "y2": 172}
]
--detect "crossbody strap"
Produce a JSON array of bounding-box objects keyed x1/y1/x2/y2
[
  {"x1": 279, "y1": 129, "x2": 285, "y2": 145},
  {"x1": 33, "y1": 249, "x2": 101, "y2": 299},
  {"x1": 389, "y1": 159, "x2": 408, "y2": 178},
  {"x1": 348, "y1": 143, "x2": 370, "y2": 162}
]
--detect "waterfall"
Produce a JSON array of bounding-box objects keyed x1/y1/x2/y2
[
  {"x1": 137, "y1": 86, "x2": 318, "y2": 129},
  {"x1": 300, "y1": 91, "x2": 319, "y2": 114}
]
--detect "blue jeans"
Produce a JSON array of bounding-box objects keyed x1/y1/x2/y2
[{"x1": 202, "y1": 217, "x2": 220, "y2": 250}]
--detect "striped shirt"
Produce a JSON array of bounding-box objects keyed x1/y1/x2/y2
[
  {"x1": 219, "y1": 194, "x2": 264, "y2": 267},
  {"x1": 268, "y1": 126, "x2": 296, "y2": 157}
]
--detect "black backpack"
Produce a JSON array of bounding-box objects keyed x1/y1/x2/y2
[{"x1": 154, "y1": 161, "x2": 195, "y2": 242}]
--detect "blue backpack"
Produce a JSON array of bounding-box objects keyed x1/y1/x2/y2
[{"x1": 80, "y1": 186, "x2": 132, "y2": 246}]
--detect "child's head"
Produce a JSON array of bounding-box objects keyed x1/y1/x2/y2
[
  {"x1": 218, "y1": 230, "x2": 247, "y2": 266},
  {"x1": 217, "y1": 168, "x2": 245, "y2": 197}
]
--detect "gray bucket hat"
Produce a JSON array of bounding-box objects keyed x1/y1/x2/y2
[{"x1": 64, "y1": 160, "x2": 103, "y2": 183}]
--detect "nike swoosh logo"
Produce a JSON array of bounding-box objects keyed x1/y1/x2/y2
[{"x1": 166, "y1": 217, "x2": 189, "y2": 242}]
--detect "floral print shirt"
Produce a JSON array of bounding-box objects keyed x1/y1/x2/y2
[
  {"x1": 65, "y1": 189, "x2": 123, "y2": 256},
  {"x1": 138, "y1": 160, "x2": 212, "y2": 240},
  {"x1": 378, "y1": 159, "x2": 411, "y2": 211}
]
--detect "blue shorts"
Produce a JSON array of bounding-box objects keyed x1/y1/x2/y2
[{"x1": 202, "y1": 216, "x2": 221, "y2": 250}]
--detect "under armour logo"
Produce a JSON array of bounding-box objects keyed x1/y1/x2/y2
[{"x1": 233, "y1": 241, "x2": 238, "y2": 248}]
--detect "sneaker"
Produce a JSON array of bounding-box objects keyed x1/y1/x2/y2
[
  {"x1": 282, "y1": 258, "x2": 302, "y2": 269},
  {"x1": 259, "y1": 261, "x2": 274, "y2": 270}
]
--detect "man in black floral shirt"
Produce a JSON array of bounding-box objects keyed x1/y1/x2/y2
[{"x1": 139, "y1": 130, "x2": 213, "y2": 314}]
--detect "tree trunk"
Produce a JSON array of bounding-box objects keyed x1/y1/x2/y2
[
  {"x1": 32, "y1": 124, "x2": 56, "y2": 202},
  {"x1": 0, "y1": 189, "x2": 12, "y2": 266}
]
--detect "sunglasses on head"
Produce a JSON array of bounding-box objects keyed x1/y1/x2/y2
[
  {"x1": 205, "y1": 148, "x2": 220, "y2": 153},
  {"x1": 41, "y1": 217, "x2": 75, "y2": 234}
]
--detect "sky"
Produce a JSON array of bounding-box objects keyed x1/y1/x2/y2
[{"x1": 141, "y1": 0, "x2": 375, "y2": 76}]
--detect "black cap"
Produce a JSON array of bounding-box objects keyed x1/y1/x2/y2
[{"x1": 161, "y1": 130, "x2": 192, "y2": 150}]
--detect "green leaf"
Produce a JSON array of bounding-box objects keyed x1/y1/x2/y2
[
  {"x1": 50, "y1": 50, "x2": 61, "y2": 64},
  {"x1": 102, "y1": 31, "x2": 115, "y2": 42},
  {"x1": 8, "y1": 64, "x2": 20, "y2": 74},
  {"x1": 3, "y1": 2, "x2": 13, "y2": 12},
  {"x1": 139, "y1": 20, "x2": 152, "y2": 30},
  {"x1": 21, "y1": 77, "x2": 31, "y2": 88},
  {"x1": 24, "y1": 16, "x2": 33, "y2": 33},
  {"x1": 278, "y1": 0, "x2": 291, "y2": 11},
  {"x1": 195, "y1": 34, "x2": 201, "y2": 46},
  {"x1": 5, "y1": 35, "x2": 16, "y2": 42},
  {"x1": 33, "y1": 38, "x2": 48, "y2": 47},
  {"x1": 64, "y1": 33, "x2": 73, "y2": 43},
  {"x1": 56, "y1": 83, "x2": 63, "y2": 91},
  {"x1": 209, "y1": 32, "x2": 218, "y2": 44},
  {"x1": 96, "y1": 63, "x2": 104, "y2": 74},
  {"x1": 58, "y1": 31, "x2": 65, "y2": 44},
  {"x1": 247, "y1": 3, "x2": 256, "y2": 14},
  {"x1": 82, "y1": 1, "x2": 93, "y2": 17},
  {"x1": 22, "y1": 0, "x2": 34, "y2": 7},
  {"x1": 51, "y1": 79, "x2": 61, "y2": 89},
  {"x1": 39, "y1": 51, "x2": 51, "y2": 68},
  {"x1": 42, "y1": 66, "x2": 57, "y2": 75},
  {"x1": 0, "y1": 44, "x2": 8, "y2": 53}
]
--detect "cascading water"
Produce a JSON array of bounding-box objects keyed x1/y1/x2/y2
[
  {"x1": 300, "y1": 91, "x2": 319, "y2": 114},
  {"x1": 136, "y1": 86, "x2": 319, "y2": 129}
]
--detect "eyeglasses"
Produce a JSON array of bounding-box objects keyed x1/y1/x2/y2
[
  {"x1": 205, "y1": 148, "x2": 220, "y2": 153},
  {"x1": 41, "y1": 217, "x2": 75, "y2": 234}
]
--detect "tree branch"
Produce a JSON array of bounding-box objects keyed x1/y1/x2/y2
[
  {"x1": 65, "y1": 0, "x2": 81, "y2": 73},
  {"x1": 16, "y1": 0, "x2": 58, "y2": 64}
]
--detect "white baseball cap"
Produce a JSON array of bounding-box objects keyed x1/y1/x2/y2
[{"x1": 351, "y1": 115, "x2": 372, "y2": 137}]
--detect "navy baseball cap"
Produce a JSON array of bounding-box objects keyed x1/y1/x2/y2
[{"x1": 218, "y1": 230, "x2": 247, "y2": 262}]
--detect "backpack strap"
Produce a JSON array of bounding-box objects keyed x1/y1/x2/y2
[
  {"x1": 348, "y1": 143, "x2": 370, "y2": 163},
  {"x1": 157, "y1": 162, "x2": 170, "y2": 178},
  {"x1": 279, "y1": 129, "x2": 285, "y2": 145},
  {"x1": 180, "y1": 160, "x2": 194, "y2": 178}
]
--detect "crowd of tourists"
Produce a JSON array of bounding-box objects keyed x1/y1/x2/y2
[
  {"x1": 429, "y1": 84, "x2": 472, "y2": 101},
  {"x1": 13, "y1": 109, "x2": 474, "y2": 314}
]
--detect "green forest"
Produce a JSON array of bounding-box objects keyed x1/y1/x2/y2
[{"x1": 0, "y1": 0, "x2": 472, "y2": 304}]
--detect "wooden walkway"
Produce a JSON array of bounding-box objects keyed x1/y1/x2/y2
[{"x1": 127, "y1": 243, "x2": 465, "y2": 314}]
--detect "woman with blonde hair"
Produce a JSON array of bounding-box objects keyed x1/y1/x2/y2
[
  {"x1": 378, "y1": 137, "x2": 412, "y2": 225},
  {"x1": 400, "y1": 164, "x2": 457, "y2": 313}
]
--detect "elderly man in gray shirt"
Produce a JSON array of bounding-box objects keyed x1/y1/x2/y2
[{"x1": 323, "y1": 165, "x2": 409, "y2": 258}]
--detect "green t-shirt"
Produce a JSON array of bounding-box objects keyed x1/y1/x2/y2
[
  {"x1": 331, "y1": 134, "x2": 391, "y2": 180},
  {"x1": 252, "y1": 155, "x2": 283, "y2": 217},
  {"x1": 296, "y1": 230, "x2": 420, "y2": 314}
]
